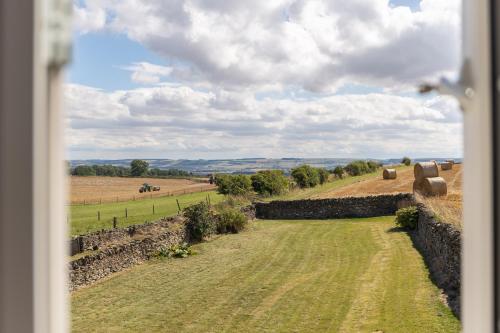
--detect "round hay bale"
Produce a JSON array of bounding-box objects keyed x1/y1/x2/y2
[
  {"x1": 412, "y1": 179, "x2": 423, "y2": 193},
  {"x1": 383, "y1": 168, "x2": 397, "y2": 179},
  {"x1": 441, "y1": 162, "x2": 453, "y2": 171},
  {"x1": 446, "y1": 159, "x2": 455, "y2": 165},
  {"x1": 414, "y1": 161, "x2": 439, "y2": 181},
  {"x1": 421, "y1": 177, "x2": 447, "y2": 196}
]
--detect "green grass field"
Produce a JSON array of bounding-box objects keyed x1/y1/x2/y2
[
  {"x1": 71, "y1": 217, "x2": 459, "y2": 332},
  {"x1": 69, "y1": 166, "x2": 409, "y2": 236},
  {"x1": 69, "y1": 191, "x2": 224, "y2": 236}
]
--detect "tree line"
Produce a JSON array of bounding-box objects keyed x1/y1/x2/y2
[
  {"x1": 70, "y1": 159, "x2": 192, "y2": 178},
  {"x1": 214, "y1": 160, "x2": 387, "y2": 197}
]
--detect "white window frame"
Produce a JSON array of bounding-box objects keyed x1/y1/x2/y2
[
  {"x1": 1, "y1": 0, "x2": 69, "y2": 332},
  {"x1": 0, "y1": 0, "x2": 496, "y2": 332}
]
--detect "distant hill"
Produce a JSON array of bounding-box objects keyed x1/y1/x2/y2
[{"x1": 70, "y1": 157, "x2": 463, "y2": 175}]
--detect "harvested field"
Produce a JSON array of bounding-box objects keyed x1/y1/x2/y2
[
  {"x1": 314, "y1": 164, "x2": 462, "y2": 199},
  {"x1": 70, "y1": 176, "x2": 215, "y2": 204},
  {"x1": 313, "y1": 164, "x2": 463, "y2": 228}
]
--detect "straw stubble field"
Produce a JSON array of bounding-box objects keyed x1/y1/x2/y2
[
  {"x1": 313, "y1": 164, "x2": 463, "y2": 228},
  {"x1": 70, "y1": 176, "x2": 215, "y2": 204}
]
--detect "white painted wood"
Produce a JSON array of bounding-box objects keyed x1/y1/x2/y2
[
  {"x1": 0, "y1": 0, "x2": 68, "y2": 332},
  {"x1": 461, "y1": 0, "x2": 495, "y2": 332}
]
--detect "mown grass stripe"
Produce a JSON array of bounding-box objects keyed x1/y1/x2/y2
[{"x1": 71, "y1": 218, "x2": 460, "y2": 333}]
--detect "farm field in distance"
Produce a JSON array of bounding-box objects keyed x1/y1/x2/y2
[
  {"x1": 313, "y1": 164, "x2": 462, "y2": 199},
  {"x1": 71, "y1": 217, "x2": 460, "y2": 332},
  {"x1": 70, "y1": 176, "x2": 215, "y2": 204},
  {"x1": 69, "y1": 191, "x2": 224, "y2": 236},
  {"x1": 311, "y1": 164, "x2": 463, "y2": 228}
]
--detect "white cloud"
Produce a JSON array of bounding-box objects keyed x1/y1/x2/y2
[
  {"x1": 74, "y1": 0, "x2": 461, "y2": 92},
  {"x1": 121, "y1": 62, "x2": 173, "y2": 84},
  {"x1": 65, "y1": 83, "x2": 462, "y2": 159},
  {"x1": 68, "y1": 0, "x2": 463, "y2": 159},
  {"x1": 73, "y1": 1, "x2": 107, "y2": 34}
]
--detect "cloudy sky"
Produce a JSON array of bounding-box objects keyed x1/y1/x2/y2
[{"x1": 67, "y1": 0, "x2": 462, "y2": 160}]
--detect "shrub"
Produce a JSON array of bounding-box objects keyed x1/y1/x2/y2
[
  {"x1": 291, "y1": 165, "x2": 320, "y2": 188},
  {"x1": 216, "y1": 207, "x2": 248, "y2": 234},
  {"x1": 183, "y1": 202, "x2": 216, "y2": 241},
  {"x1": 317, "y1": 168, "x2": 330, "y2": 184},
  {"x1": 157, "y1": 242, "x2": 194, "y2": 258},
  {"x1": 332, "y1": 166, "x2": 344, "y2": 178},
  {"x1": 402, "y1": 156, "x2": 412, "y2": 166},
  {"x1": 395, "y1": 206, "x2": 419, "y2": 229},
  {"x1": 215, "y1": 174, "x2": 253, "y2": 196},
  {"x1": 367, "y1": 160, "x2": 382, "y2": 172},
  {"x1": 344, "y1": 160, "x2": 381, "y2": 176},
  {"x1": 251, "y1": 170, "x2": 289, "y2": 196}
]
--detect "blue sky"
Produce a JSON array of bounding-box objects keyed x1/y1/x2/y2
[
  {"x1": 68, "y1": 0, "x2": 422, "y2": 93},
  {"x1": 67, "y1": 0, "x2": 462, "y2": 160}
]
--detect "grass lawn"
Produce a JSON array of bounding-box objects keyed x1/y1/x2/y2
[
  {"x1": 269, "y1": 165, "x2": 412, "y2": 201},
  {"x1": 69, "y1": 191, "x2": 224, "y2": 236},
  {"x1": 71, "y1": 217, "x2": 459, "y2": 332}
]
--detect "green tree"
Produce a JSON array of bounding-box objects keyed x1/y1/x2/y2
[
  {"x1": 215, "y1": 174, "x2": 252, "y2": 195},
  {"x1": 317, "y1": 168, "x2": 330, "y2": 184},
  {"x1": 291, "y1": 165, "x2": 320, "y2": 188},
  {"x1": 344, "y1": 160, "x2": 381, "y2": 176},
  {"x1": 130, "y1": 159, "x2": 149, "y2": 176},
  {"x1": 333, "y1": 166, "x2": 344, "y2": 179},
  {"x1": 367, "y1": 160, "x2": 382, "y2": 172},
  {"x1": 251, "y1": 170, "x2": 289, "y2": 196},
  {"x1": 402, "y1": 156, "x2": 412, "y2": 166},
  {"x1": 72, "y1": 165, "x2": 96, "y2": 176}
]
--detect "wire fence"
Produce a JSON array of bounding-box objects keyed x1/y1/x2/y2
[
  {"x1": 69, "y1": 185, "x2": 216, "y2": 206},
  {"x1": 69, "y1": 194, "x2": 216, "y2": 233}
]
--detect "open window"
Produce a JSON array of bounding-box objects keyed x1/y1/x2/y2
[{"x1": 0, "y1": 0, "x2": 497, "y2": 332}]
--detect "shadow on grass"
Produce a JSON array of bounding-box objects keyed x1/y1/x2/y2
[
  {"x1": 385, "y1": 225, "x2": 460, "y2": 319},
  {"x1": 386, "y1": 226, "x2": 408, "y2": 233}
]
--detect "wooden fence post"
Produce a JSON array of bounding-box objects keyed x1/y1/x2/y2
[
  {"x1": 98, "y1": 211, "x2": 100, "y2": 221},
  {"x1": 153, "y1": 204, "x2": 155, "y2": 214},
  {"x1": 125, "y1": 208, "x2": 128, "y2": 218},
  {"x1": 176, "y1": 199, "x2": 181, "y2": 213},
  {"x1": 113, "y1": 217, "x2": 117, "y2": 229}
]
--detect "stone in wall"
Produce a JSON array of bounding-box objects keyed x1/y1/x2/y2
[
  {"x1": 69, "y1": 217, "x2": 188, "y2": 291},
  {"x1": 255, "y1": 193, "x2": 414, "y2": 220},
  {"x1": 412, "y1": 204, "x2": 461, "y2": 317}
]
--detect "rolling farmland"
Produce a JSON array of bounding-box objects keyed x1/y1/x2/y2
[
  {"x1": 312, "y1": 164, "x2": 463, "y2": 228},
  {"x1": 70, "y1": 176, "x2": 215, "y2": 204},
  {"x1": 69, "y1": 190, "x2": 223, "y2": 236},
  {"x1": 313, "y1": 164, "x2": 462, "y2": 199}
]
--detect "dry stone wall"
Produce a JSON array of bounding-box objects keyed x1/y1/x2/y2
[
  {"x1": 255, "y1": 193, "x2": 414, "y2": 219},
  {"x1": 70, "y1": 217, "x2": 184, "y2": 255},
  {"x1": 412, "y1": 204, "x2": 461, "y2": 317},
  {"x1": 69, "y1": 217, "x2": 188, "y2": 291},
  {"x1": 254, "y1": 193, "x2": 460, "y2": 316}
]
